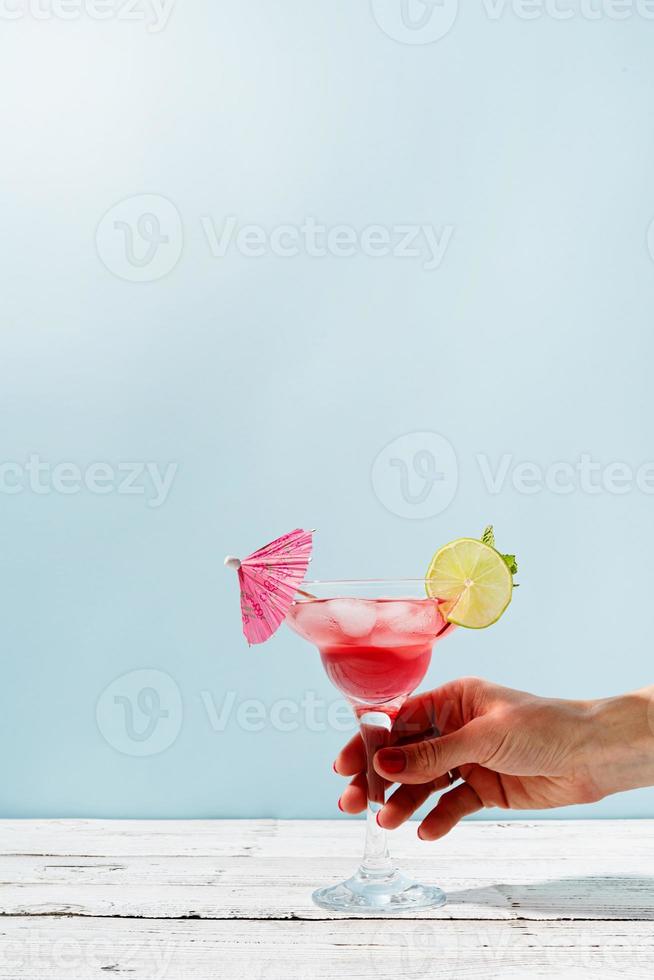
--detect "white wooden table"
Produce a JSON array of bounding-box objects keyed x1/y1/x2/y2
[{"x1": 0, "y1": 819, "x2": 652, "y2": 978}]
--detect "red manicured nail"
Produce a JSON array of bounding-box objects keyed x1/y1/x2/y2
[
  {"x1": 337, "y1": 797, "x2": 344, "y2": 812},
  {"x1": 375, "y1": 810, "x2": 383, "y2": 827},
  {"x1": 332, "y1": 761, "x2": 339, "y2": 774},
  {"x1": 377, "y1": 748, "x2": 406, "y2": 774},
  {"x1": 417, "y1": 826, "x2": 425, "y2": 840}
]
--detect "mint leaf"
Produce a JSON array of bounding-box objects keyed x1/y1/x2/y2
[
  {"x1": 501, "y1": 554, "x2": 518, "y2": 575},
  {"x1": 481, "y1": 525, "x2": 518, "y2": 576},
  {"x1": 481, "y1": 525, "x2": 495, "y2": 548}
]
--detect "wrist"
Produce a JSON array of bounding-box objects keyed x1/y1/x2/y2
[{"x1": 583, "y1": 687, "x2": 654, "y2": 798}]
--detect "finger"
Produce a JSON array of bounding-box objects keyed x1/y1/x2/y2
[
  {"x1": 418, "y1": 782, "x2": 483, "y2": 840},
  {"x1": 393, "y1": 678, "x2": 471, "y2": 741},
  {"x1": 374, "y1": 718, "x2": 489, "y2": 785},
  {"x1": 463, "y1": 764, "x2": 513, "y2": 810},
  {"x1": 377, "y1": 775, "x2": 451, "y2": 830},
  {"x1": 333, "y1": 733, "x2": 365, "y2": 776},
  {"x1": 394, "y1": 723, "x2": 444, "y2": 747},
  {"x1": 338, "y1": 772, "x2": 367, "y2": 814}
]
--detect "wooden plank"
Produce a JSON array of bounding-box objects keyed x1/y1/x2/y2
[
  {"x1": 0, "y1": 918, "x2": 651, "y2": 980},
  {"x1": 1, "y1": 854, "x2": 650, "y2": 887},
  {"x1": 1, "y1": 818, "x2": 652, "y2": 857},
  {"x1": 0, "y1": 879, "x2": 650, "y2": 921},
  {"x1": 0, "y1": 856, "x2": 651, "y2": 920},
  {"x1": 0, "y1": 820, "x2": 277, "y2": 858}
]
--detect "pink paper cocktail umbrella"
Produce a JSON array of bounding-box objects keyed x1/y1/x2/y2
[{"x1": 224, "y1": 529, "x2": 314, "y2": 645}]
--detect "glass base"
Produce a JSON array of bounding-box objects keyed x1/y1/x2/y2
[{"x1": 312, "y1": 867, "x2": 447, "y2": 914}]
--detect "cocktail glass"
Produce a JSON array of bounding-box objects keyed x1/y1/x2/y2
[{"x1": 285, "y1": 579, "x2": 455, "y2": 914}]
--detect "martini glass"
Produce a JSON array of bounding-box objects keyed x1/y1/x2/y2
[{"x1": 285, "y1": 579, "x2": 455, "y2": 914}]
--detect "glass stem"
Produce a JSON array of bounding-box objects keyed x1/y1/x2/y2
[{"x1": 358, "y1": 710, "x2": 395, "y2": 878}]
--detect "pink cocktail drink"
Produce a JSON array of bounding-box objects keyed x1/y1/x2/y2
[
  {"x1": 287, "y1": 597, "x2": 449, "y2": 706},
  {"x1": 228, "y1": 527, "x2": 514, "y2": 915}
]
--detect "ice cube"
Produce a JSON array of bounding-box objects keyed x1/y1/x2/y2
[
  {"x1": 288, "y1": 601, "x2": 336, "y2": 644},
  {"x1": 372, "y1": 600, "x2": 440, "y2": 644},
  {"x1": 327, "y1": 598, "x2": 377, "y2": 638},
  {"x1": 374, "y1": 602, "x2": 416, "y2": 631}
]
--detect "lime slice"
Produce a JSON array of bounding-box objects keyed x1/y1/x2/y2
[{"x1": 425, "y1": 537, "x2": 513, "y2": 629}]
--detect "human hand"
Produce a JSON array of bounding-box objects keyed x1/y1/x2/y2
[{"x1": 334, "y1": 677, "x2": 654, "y2": 840}]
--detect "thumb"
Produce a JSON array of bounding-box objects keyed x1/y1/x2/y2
[{"x1": 374, "y1": 719, "x2": 489, "y2": 784}]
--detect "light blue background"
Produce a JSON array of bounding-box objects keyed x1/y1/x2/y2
[{"x1": 2, "y1": 2, "x2": 654, "y2": 821}]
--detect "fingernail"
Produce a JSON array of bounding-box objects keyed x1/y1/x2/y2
[
  {"x1": 332, "y1": 761, "x2": 339, "y2": 774},
  {"x1": 377, "y1": 748, "x2": 406, "y2": 774},
  {"x1": 417, "y1": 826, "x2": 425, "y2": 840},
  {"x1": 376, "y1": 810, "x2": 383, "y2": 827},
  {"x1": 337, "y1": 797, "x2": 344, "y2": 812}
]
